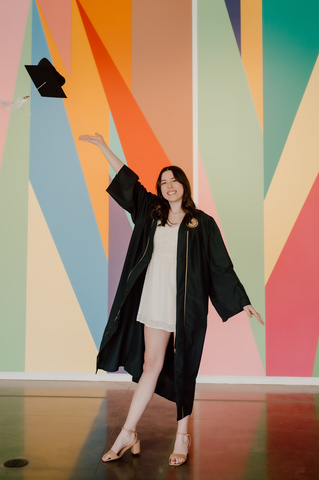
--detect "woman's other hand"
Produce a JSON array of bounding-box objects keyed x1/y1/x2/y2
[{"x1": 243, "y1": 305, "x2": 264, "y2": 325}]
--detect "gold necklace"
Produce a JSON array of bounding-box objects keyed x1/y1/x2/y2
[
  {"x1": 169, "y1": 210, "x2": 183, "y2": 215},
  {"x1": 168, "y1": 210, "x2": 184, "y2": 226}
]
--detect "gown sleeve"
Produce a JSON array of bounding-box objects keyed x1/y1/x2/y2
[
  {"x1": 106, "y1": 165, "x2": 157, "y2": 223},
  {"x1": 208, "y1": 217, "x2": 251, "y2": 322}
]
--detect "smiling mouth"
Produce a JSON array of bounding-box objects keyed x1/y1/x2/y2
[{"x1": 167, "y1": 191, "x2": 176, "y2": 195}]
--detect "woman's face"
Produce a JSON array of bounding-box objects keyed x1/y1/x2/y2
[{"x1": 160, "y1": 170, "x2": 184, "y2": 204}]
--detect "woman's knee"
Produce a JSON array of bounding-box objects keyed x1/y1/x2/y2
[{"x1": 142, "y1": 355, "x2": 164, "y2": 376}]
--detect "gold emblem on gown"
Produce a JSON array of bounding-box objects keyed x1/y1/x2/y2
[{"x1": 187, "y1": 218, "x2": 198, "y2": 228}]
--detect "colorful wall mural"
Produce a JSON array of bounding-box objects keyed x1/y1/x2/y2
[{"x1": 0, "y1": 0, "x2": 318, "y2": 378}]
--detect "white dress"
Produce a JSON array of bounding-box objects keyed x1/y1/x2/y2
[{"x1": 136, "y1": 222, "x2": 179, "y2": 332}]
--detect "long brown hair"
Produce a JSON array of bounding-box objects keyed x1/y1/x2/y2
[{"x1": 152, "y1": 166, "x2": 197, "y2": 226}]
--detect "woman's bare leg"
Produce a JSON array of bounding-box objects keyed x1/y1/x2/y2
[{"x1": 102, "y1": 326, "x2": 171, "y2": 460}]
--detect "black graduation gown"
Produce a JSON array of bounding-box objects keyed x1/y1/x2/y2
[{"x1": 97, "y1": 165, "x2": 250, "y2": 420}]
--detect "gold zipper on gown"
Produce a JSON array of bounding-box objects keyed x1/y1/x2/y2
[{"x1": 112, "y1": 219, "x2": 155, "y2": 325}]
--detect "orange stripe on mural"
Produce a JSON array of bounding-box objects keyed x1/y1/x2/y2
[
  {"x1": 131, "y1": 0, "x2": 193, "y2": 183},
  {"x1": 77, "y1": 0, "x2": 171, "y2": 192},
  {"x1": 77, "y1": 0, "x2": 132, "y2": 88},
  {"x1": 241, "y1": 0, "x2": 263, "y2": 130}
]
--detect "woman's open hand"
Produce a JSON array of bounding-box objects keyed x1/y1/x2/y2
[
  {"x1": 79, "y1": 132, "x2": 106, "y2": 148},
  {"x1": 79, "y1": 132, "x2": 124, "y2": 173},
  {"x1": 243, "y1": 305, "x2": 264, "y2": 325}
]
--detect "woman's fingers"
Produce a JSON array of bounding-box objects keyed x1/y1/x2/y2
[
  {"x1": 243, "y1": 305, "x2": 264, "y2": 325},
  {"x1": 255, "y1": 312, "x2": 265, "y2": 325},
  {"x1": 79, "y1": 133, "x2": 104, "y2": 145},
  {"x1": 79, "y1": 134, "x2": 98, "y2": 143}
]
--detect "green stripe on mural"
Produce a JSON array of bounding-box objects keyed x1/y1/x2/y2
[
  {"x1": 0, "y1": 3, "x2": 32, "y2": 372},
  {"x1": 263, "y1": 0, "x2": 319, "y2": 194},
  {"x1": 313, "y1": 338, "x2": 319, "y2": 378},
  {"x1": 198, "y1": 0, "x2": 265, "y2": 368}
]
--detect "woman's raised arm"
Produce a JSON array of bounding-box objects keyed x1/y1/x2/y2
[{"x1": 79, "y1": 132, "x2": 124, "y2": 174}]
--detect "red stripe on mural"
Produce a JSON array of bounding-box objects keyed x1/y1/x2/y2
[
  {"x1": 76, "y1": 0, "x2": 171, "y2": 192},
  {"x1": 266, "y1": 174, "x2": 319, "y2": 376}
]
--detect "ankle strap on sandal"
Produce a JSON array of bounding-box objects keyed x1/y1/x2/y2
[
  {"x1": 122, "y1": 427, "x2": 137, "y2": 435},
  {"x1": 176, "y1": 432, "x2": 191, "y2": 446}
]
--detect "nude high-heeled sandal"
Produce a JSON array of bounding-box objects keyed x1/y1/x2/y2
[
  {"x1": 169, "y1": 432, "x2": 191, "y2": 467},
  {"x1": 102, "y1": 427, "x2": 140, "y2": 463}
]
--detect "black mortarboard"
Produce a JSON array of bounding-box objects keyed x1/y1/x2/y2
[{"x1": 25, "y1": 58, "x2": 67, "y2": 98}]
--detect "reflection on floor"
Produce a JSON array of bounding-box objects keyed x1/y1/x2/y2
[{"x1": 0, "y1": 380, "x2": 319, "y2": 479}]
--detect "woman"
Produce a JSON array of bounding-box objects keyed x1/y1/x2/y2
[{"x1": 79, "y1": 132, "x2": 264, "y2": 466}]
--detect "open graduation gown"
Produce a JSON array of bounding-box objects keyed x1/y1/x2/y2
[{"x1": 97, "y1": 165, "x2": 250, "y2": 420}]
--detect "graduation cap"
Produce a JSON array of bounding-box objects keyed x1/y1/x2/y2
[
  {"x1": 25, "y1": 57, "x2": 67, "y2": 98},
  {"x1": 0, "y1": 58, "x2": 66, "y2": 112}
]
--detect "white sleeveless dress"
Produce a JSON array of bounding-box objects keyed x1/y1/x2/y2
[{"x1": 136, "y1": 223, "x2": 179, "y2": 332}]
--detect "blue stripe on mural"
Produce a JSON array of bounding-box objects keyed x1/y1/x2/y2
[
  {"x1": 29, "y1": 0, "x2": 108, "y2": 347},
  {"x1": 224, "y1": 0, "x2": 241, "y2": 52}
]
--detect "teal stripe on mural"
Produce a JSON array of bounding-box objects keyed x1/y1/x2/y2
[
  {"x1": 109, "y1": 113, "x2": 127, "y2": 177},
  {"x1": 263, "y1": 0, "x2": 319, "y2": 194},
  {"x1": 0, "y1": 3, "x2": 32, "y2": 371},
  {"x1": 198, "y1": 0, "x2": 265, "y2": 367},
  {"x1": 109, "y1": 115, "x2": 133, "y2": 229}
]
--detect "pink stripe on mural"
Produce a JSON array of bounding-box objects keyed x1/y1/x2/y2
[
  {"x1": 0, "y1": 0, "x2": 30, "y2": 168},
  {"x1": 200, "y1": 307, "x2": 265, "y2": 375},
  {"x1": 266, "y1": 174, "x2": 319, "y2": 376},
  {"x1": 197, "y1": 152, "x2": 224, "y2": 236},
  {"x1": 198, "y1": 152, "x2": 264, "y2": 375},
  {"x1": 36, "y1": 0, "x2": 72, "y2": 74}
]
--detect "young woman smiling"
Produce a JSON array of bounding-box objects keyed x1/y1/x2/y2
[{"x1": 79, "y1": 132, "x2": 264, "y2": 466}]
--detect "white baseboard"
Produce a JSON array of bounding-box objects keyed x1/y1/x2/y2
[
  {"x1": 0, "y1": 372, "x2": 130, "y2": 382},
  {"x1": 0, "y1": 372, "x2": 318, "y2": 386},
  {"x1": 196, "y1": 375, "x2": 319, "y2": 386}
]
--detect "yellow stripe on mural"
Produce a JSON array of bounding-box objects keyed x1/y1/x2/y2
[
  {"x1": 265, "y1": 56, "x2": 319, "y2": 283},
  {"x1": 26, "y1": 183, "x2": 98, "y2": 373},
  {"x1": 241, "y1": 0, "x2": 263, "y2": 130}
]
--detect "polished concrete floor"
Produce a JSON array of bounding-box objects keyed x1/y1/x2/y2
[{"x1": 0, "y1": 380, "x2": 319, "y2": 479}]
